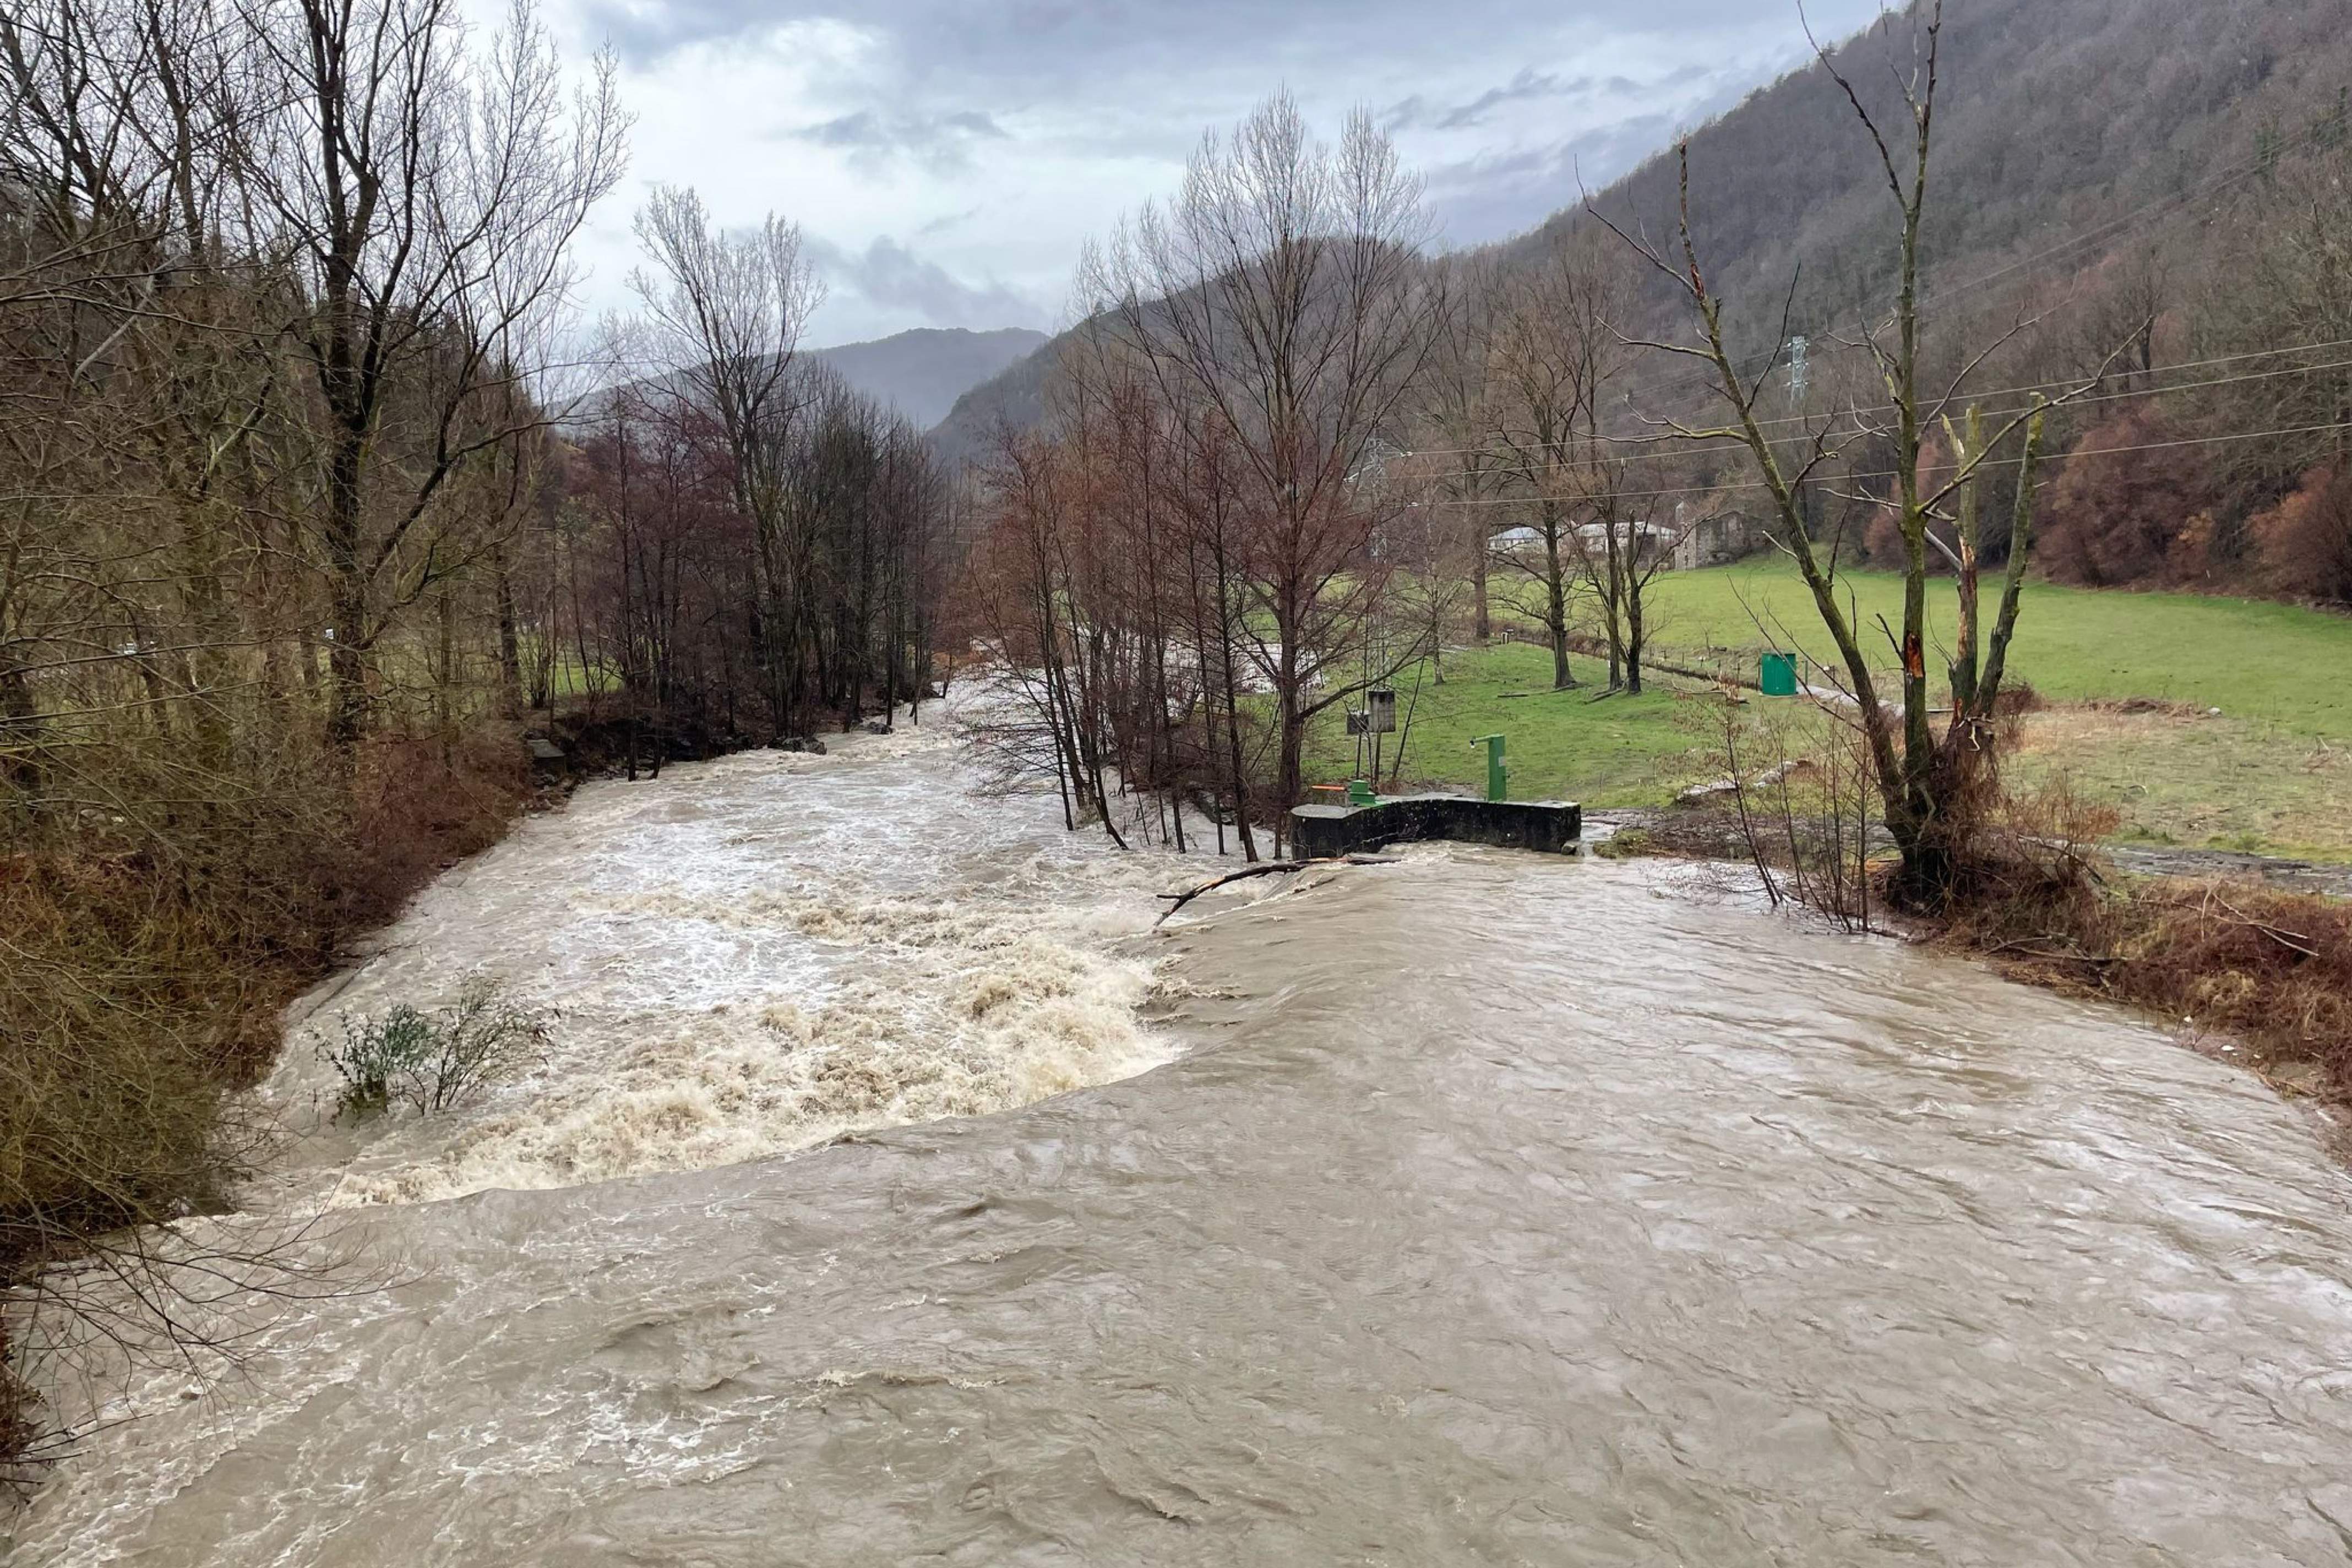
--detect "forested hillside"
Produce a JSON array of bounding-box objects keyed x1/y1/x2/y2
[
  {"x1": 935, "y1": 0, "x2": 2352, "y2": 601},
  {"x1": 930, "y1": 333, "x2": 1059, "y2": 469},
  {"x1": 1566, "y1": 0, "x2": 2349, "y2": 346}
]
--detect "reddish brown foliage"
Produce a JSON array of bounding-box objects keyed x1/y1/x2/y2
[
  {"x1": 2250, "y1": 464, "x2": 2352, "y2": 606},
  {"x1": 2040, "y1": 410, "x2": 2222, "y2": 587}
]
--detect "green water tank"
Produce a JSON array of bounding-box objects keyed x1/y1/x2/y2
[{"x1": 1761, "y1": 652, "x2": 1799, "y2": 697}]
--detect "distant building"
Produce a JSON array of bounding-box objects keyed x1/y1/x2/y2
[
  {"x1": 1490, "y1": 520, "x2": 1679, "y2": 569},
  {"x1": 1488, "y1": 525, "x2": 1546, "y2": 562},
  {"x1": 1574, "y1": 520, "x2": 1673, "y2": 567},
  {"x1": 1672, "y1": 506, "x2": 1770, "y2": 571}
]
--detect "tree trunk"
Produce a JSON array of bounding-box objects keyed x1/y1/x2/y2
[{"x1": 494, "y1": 541, "x2": 524, "y2": 719}]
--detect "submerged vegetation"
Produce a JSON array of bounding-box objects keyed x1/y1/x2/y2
[{"x1": 317, "y1": 981, "x2": 549, "y2": 1121}]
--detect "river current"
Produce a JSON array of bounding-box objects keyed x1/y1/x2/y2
[{"x1": 8, "y1": 717, "x2": 2351, "y2": 1564}]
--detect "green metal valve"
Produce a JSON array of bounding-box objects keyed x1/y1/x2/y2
[{"x1": 1471, "y1": 734, "x2": 1508, "y2": 802}]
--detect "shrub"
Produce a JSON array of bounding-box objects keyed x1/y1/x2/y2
[
  {"x1": 2250, "y1": 463, "x2": 2352, "y2": 606},
  {"x1": 2040, "y1": 410, "x2": 2220, "y2": 587},
  {"x1": 319, "y1": 979, "x2": 547, "y2": 1119}
]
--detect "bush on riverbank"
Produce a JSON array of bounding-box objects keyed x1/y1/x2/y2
[{"x1": 0, "y1": 723, "x2": 532, "y2": 1476}]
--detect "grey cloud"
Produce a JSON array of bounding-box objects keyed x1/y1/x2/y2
[
  {"x1": 805, "y1": 233, "x2": 1047, "y2": 330},
  {"x1": 789, "y1": 110, "x2": 1009, "y2": 172},
  {"x1": 1431, "y1": 69, "x2": 1597, "y2": 132},
  {"x1": 586, "y1": 0, "x2": 1882, "y2": 81},
  {"x1": 1423, "y1": 115, "x2": 1679, "y2": 243},
  {"x1": 1419, "y1": 48, "x2": 1827, "y2": 243},
  {"x1": 918, "y1": 205, "x2": 986, "y2": 236}
]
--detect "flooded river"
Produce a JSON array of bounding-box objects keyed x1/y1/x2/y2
[{"x1": 9, "y1": 720, "x2": 2352, "y2": 1564}]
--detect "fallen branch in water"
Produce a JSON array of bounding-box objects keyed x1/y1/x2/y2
[{"x1": 1153, "y1": 857, "x2": 1396, "y2": 927}]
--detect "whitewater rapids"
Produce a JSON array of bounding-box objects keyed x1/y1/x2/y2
[{"x1": 253, "y1": 717, "x2": 1187, "y2": 1209}]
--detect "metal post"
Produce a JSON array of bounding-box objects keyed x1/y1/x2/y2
[{"x1": 1471, "y1": 734, "x2": 1507, "y2": 803}]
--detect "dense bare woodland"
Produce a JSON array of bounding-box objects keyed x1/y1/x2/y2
[{"x1": 0, "y1": 0, "x2": 946, "y2": 1453}]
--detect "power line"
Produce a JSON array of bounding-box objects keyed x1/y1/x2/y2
[
  {"x1": 1390, "y1": 341, "x2": 2352, "y2": 466},
  {"x1": 1430, "y1": 420, "x2": 2352, "y2": 509},
  {"x1": 1579, "y1": 115, "x2": 2338, "y2": 413}
]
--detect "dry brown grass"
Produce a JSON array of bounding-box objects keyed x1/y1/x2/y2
[
  {"x1": 1923, "y1": 775, "x2": 2350, "y2": 1099},
  {"x1": 1625, "y1": 735, "x2": 2352, "y2": 1109},
  {"x1": 1953, "y1": 868, "x2": 2352, "y2": 1098},
  {"x1": 0, "y1": 721, "x2": 533, "y2": 1469},
  {"x1": 2012, "y1": 704, "x2": 2352, "y2": 862}
]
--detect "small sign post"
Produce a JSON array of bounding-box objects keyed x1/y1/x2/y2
[{"x1": 1471, "y1": 734, "x2": 1508, "y2": 803}]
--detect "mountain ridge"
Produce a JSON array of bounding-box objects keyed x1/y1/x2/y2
[{"x1": 808, "y1": 325, "x2": 1049, "y2": 429}]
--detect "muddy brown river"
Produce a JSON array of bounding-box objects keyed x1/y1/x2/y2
[{"x1": 9, "y1": 720, "x2": 2352, "y2": 1565}]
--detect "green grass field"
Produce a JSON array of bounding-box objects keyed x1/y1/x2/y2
[
  {"x1": 1311, "y1": 565, "x2": 2352, "y2": 859},
  {"x1": 1643, "y1": 566, "x2": 2352, "y2": 737},
  {"x1": 1309, "y1": 645, "x2": 1723, "y2": 809}
]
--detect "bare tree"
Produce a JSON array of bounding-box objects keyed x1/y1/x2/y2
[
  {"x1": 1593, "y1": 0, "x2": 2093, "y2": 904},
  {"x1": 1090, "y1": 91, "x2": 1440, "y2": 848},
  {"x1": 1414, "y1": 253, "x2": 1507, "y2": 643},
  {"x1": 629, "y1": 186, "x2": 823, "y2": 734},
  {"x1": 1489, "y1": 225, "x2": 1691, "y2": 694},
  {"x1": 0, "y1": 0, "x2": 631, "y2": 1466},
  {"x1": 242, "y1": 0, "x2": 626, "y2": 747}
]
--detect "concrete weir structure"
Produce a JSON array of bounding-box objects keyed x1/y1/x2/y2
[{"x1": 1291, "y1": 794, "x2": 1582, "y2": 859}]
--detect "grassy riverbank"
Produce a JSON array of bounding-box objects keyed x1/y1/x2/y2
[{"x1": 1315, "y1": 568, "x2": 2352, "y2": 862}]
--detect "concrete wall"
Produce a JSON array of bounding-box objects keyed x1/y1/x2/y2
[{"x1": 1291, "y1": 795, "x2": 1582, "y2": 859}]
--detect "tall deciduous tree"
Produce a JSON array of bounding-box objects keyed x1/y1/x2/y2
[
  {"x1": 1089, "y1": 91, "x2": 1440, "y2": 847},
  {"x1": 247, "y1": 0, "x2": 625, "y2": 747},
  {"x1": 1596, "y1": 1, "x2": 2089, "y2": 905},
  {"x1": 629, "y1": 186, "x2": 821, "y2": 733}
]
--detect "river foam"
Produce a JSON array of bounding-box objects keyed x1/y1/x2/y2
[
  {"x1": 15, "y1": 766, "x2": 2352, "y2": 1565},
  {"x1": 262, "y1": 709, "x2": 1187, "y2": 1208}
]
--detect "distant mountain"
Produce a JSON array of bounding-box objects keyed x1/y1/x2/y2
[
  {"x1": 807, "y1": 326, "x2": 1048, "y2": 429},
  {"x1": 927, "y1": 335, "x2": 1060, "y2": 469}
]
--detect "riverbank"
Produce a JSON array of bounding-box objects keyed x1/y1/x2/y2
[
  {"x1": 1590, "y1": 805, "x2": 2352, "y2": 1141},
  {"x1": 0, "y1": 719, "x2": 552, "y2": 1474}
]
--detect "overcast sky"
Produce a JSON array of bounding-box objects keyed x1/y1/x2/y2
[{"x1": 547, "y1": 0, "x2": 1892, "y2": 347}]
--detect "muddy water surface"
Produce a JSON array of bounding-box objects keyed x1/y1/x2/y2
[{"x1": 9, "y1": 727, "x2": 2352, "y2": 1565}]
